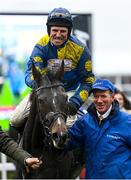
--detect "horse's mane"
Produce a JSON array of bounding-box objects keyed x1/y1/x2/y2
[{"x1": 22, "y1": 90, "x2": 43, "y2": 155}]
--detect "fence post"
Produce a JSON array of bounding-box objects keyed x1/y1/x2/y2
[{"x1": 0, "y1": 153, "x2": 16, "y2": 180}]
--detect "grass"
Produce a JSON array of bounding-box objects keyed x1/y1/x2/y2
[{"x1": 0, "y1": 80, "x2": 31, "y2": 130}]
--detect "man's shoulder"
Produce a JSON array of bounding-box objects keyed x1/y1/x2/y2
[
  {"x1": 69, "y1": 35, "x2": 86, "y2": 48},
  {"x1": 119, "y1": 110, "x2": 131, "y2": 118},
  {"x1": 36, "y1": 34, "x2": 50, "y2": 47},
  {"x1": 114, "y1": 110, "x2": 131, "y2": 125}
]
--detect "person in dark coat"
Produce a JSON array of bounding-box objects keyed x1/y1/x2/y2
[{"x1": 0, "y1": 126, "x2": 42, "y2": 169}]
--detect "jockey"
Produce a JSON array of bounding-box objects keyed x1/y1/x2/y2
[{"x1": 10, "y1": 7, "x2": 95, "y2": 129}]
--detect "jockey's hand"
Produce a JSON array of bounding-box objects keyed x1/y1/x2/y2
[
  {"x1": 25, "y1": 158, "x2": 42, "y2": 170},
  {"x1": 68, "y1": 102, "x2": 78, "y2": 116}
]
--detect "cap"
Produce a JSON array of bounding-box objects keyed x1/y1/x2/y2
[{"x1": 91, "y1": 79, "x2": 115, "y2": 93}]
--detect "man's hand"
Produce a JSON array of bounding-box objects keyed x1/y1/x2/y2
[
  {"x1": 68, "y1": 102, "x2": 78, "y2": 116},
  {"x1": 25, "y1": 158, "x2": 42, "y2": 170}
]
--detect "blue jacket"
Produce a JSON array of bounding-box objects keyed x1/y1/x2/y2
[
  {"x1": 68, "y1": 102, "x2": 131, "y2": 179},
  {"x1": 25, "y1": 34, "x2": 95, "y2": 108}
]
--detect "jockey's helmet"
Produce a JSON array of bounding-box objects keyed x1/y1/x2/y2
[{"x1": 46, "y1": 7, "x2": 73, "y2": 37}]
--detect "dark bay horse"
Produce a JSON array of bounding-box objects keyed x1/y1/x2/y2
[{"x1": 18, "y1": 61, "x2": 83, "y2": 179}]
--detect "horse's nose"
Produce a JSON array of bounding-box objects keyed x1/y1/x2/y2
[
  {"x1": 52, "y1": 132, "x2": 68, "y2": 142},
  {"x1": 52, "y1": 132, "x2": 68, "y2": 149},
  {"x1": 61, "y1": 132, "x2": 68, "y2": 142}
]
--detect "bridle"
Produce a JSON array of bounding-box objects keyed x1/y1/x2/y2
[
  {"x1": 34, "y1": 82, "x2": 68, "y2": 147},
  {"x1": 35, "y1": 83, "x2": 64, "y2": 92}
]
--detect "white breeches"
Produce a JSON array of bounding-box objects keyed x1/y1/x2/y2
[{"x1": 10, "y1": 94, "x2": 31, "y2": 127}]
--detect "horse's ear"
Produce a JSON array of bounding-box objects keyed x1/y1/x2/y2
[
  {"x1": 55, "y1": 60, "x2": 64, "y2": 80},
  {"x1": 32, "y1": 62, "x2": 42, "y2": 87}
]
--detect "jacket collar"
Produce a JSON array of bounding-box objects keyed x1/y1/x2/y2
[
  {"x1": 87, "y1": 100, "x2": 120, "y2": 120},
  {"x1": 97, "y1": 105, "x2": 112, "y2": 119}
]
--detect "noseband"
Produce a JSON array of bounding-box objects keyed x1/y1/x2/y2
[{"x1": 34, "y1": 83, "x2": 67, "y2": 147}]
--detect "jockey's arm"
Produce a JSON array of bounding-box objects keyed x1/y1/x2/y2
[{"x1": 69, "y1": 46, "x2": 95, "y2": 111}]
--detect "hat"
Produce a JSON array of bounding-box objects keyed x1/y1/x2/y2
[{"x1": 91, "y1": 79, "x2": 115, "y2": 93}]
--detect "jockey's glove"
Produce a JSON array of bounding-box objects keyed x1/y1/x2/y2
[{"x1": 67, "y1": 102, "x2": 78, "y2": 116}]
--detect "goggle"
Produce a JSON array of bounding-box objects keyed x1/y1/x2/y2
[{"x1": 50, "y1": 12, "x2": 72, "y2": 19}]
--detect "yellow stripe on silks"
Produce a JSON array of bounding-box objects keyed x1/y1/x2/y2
[
  {"x1": 31, "y1": 67, "x2": 47, "y2": 80},
  {"x1": 35, "y1": 66, "x2": 42, "y2": 73},
  {"x1": 85, "y1": 77, "x2": 95, "y2": 84},
  {"x1": 57, "y1": 40, "x2": 83, "y2": 69},
  {"x1": 37, "y1": 34, "x2": 50, "y2": 46},
  {"x1": 34, "y1": 56, "x2": 43, "y2": 62},
  {"x1": 85, "y1": 60, "x2": 92, "y2": 71},
  {"x1": 31, "y1": 74, "x2": 34, "y2": 80},
  {"x1": 80, "y1": 90, "x2": 88, "y2": 102},
  {"x1": 41, "y1": 68, "x2": 47, "y2": 75},
  {"x1": 30, "y1": 66, "x2": 43, "y2": 80}
]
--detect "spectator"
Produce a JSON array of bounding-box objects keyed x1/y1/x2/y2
[
  {"x1": 0, "y1": 52, "x2": 5, "y2": 94},
  {"x1": 66, "y1": 78, "x2": 131, "y2": 179},
  {"x1": 7, "y1": 61, "x2": 25, "y2": 98},
  {"x1": 114, "y1": 89, "x2": 131, "y2": 113}
]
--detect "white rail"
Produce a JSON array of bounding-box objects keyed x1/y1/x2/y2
[{"x1": 0, "y1": 153, "x2": 16, "y2": 180}]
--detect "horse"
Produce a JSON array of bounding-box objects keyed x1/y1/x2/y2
[{"x1": 17, "y1": 61, "x2": 84, "y2": 179}]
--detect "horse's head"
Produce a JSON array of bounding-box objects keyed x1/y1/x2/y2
[{"x1": 32, "y1": 60, "x2": 69, "y2": 149}]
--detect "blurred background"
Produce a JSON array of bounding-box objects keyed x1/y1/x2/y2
[{"x1": 0, "y1": 0, "x2": 130, "y2": 178}]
